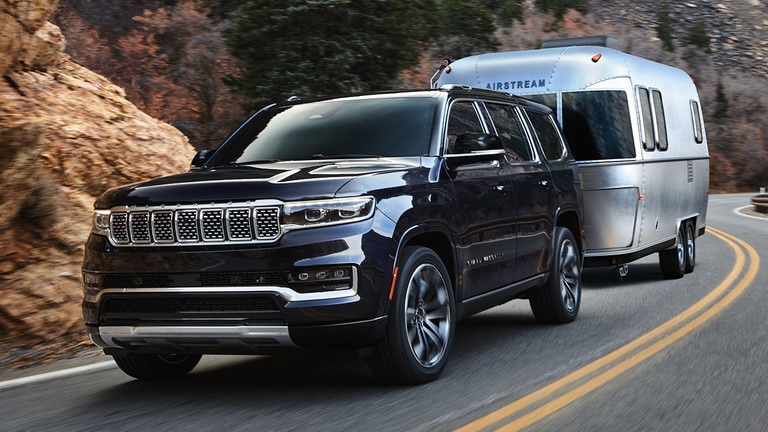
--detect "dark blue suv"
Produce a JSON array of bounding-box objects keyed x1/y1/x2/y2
[{"x1": 82, "y1": 86, "x2": 584, "y2": 384}]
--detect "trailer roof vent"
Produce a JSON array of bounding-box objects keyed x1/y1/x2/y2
[{"x1": 540, "y1": 35, "x2": 619, "y2": 50}]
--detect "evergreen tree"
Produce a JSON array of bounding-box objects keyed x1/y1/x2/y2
[
  {"x1": 436, "y1": 0, "x2": 499, "y2": 58},
  {"x1": 225, "y1": 0, "x2": 436, "y2": 107},
  {"x1": 714, "y1": 79, "x2": 729, "y2": 120},
  {"x1": 486, "y1": 0, "x2": 524, "y2": 27},
  {"x1": 685, "y1": 18, "x2": 711, "y2": 53},
  {"x1": 656, "y1": 1, "x2": 675, "y2": 52},
  {"x1": 535, "y1": 0, "x2": 588, "y2": 26}
]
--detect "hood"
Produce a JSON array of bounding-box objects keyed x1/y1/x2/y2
[{"x1": 95, "y1": 158, "x2": 423, "y2": 208}]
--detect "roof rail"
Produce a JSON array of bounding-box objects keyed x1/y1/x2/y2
[{"x1": 540, "y1": 35, "x2": 619, "y2": 50}]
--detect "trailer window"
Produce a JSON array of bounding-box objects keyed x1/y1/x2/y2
[
  {"x1": 690, "y1": 100, "x2": 704, "y2": 143},
  {"x1": 484, "y1": 103, "x2": 532, "y2": 161},
  {"x1": 652, "y1": 90, "x2": 668, "y2": 150},
  {"x1": 561, "y1": 91, "x2": 635, "y2": 161},
  {"x1": 526, "y1": 111, "x2": 565, "y2": 160},
  {"x1": 638, "y1": 88, "x2": 655, "y2": 151}
]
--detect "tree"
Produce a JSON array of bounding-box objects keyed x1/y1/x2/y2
[
  {"x1": 685, "y1": 18, "x2": 711, "y2": 53},
  {"x1": 714, "y1": 79, "x2": 729, "y2": 120},
  {"x1": 226, "y1": 0, "x2": 436, "y2": 107},
  {"x1": 484, "y1": 0, "x2": 524, "y2": 28},
  {"x1": 656, "y1": 1, "x2": 675, "y2": 52},
  {"x1": 535, "y1": 0, "x2": 588, "y2": 27},
  {"x1": 127, "y1": 1, "x2": 245, "y2": 148},
  {"x1": 435, "y1": 0, "x2": 499, "y2": 58}
]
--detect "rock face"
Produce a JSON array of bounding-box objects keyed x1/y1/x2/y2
[{"x1": 0, "y1": 0, "x2": 195, "y2": 367}]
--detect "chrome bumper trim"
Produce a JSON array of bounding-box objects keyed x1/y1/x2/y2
[
  {"x1": 98, "y1": 325, "x2": 296, "y2": 348},
  {"x1": 85, "y1": 285, "x2": 359, "y2": 304}
]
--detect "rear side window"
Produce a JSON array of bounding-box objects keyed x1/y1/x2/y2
[
  {"x1": 690, "y1": 100, "x2": 704, "y2": 143},
  {"x1": 638, "y1": 87, "x2": 669, "y2": 151},
  {"x1": 526, "y1": 111, "x2": 565, "y2": 160},
  {"x1": 446, "y1": 101, "x2": 484, "y2": 154},
  {"x1": 484, "y1": 103, "x2": 532, "y2": 161},
  {"x1": 652, "y1": 90, "x2": 668, "y2": 150},
  {"x1": 561, "y1": 90, "x2": 636, "y2": 161},
  {"x1": 638, "y1": 88, "x2": 655, "y2": 151}
]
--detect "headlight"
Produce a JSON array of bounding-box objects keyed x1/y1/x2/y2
[
  {"x1": 92, "y1": 209, "x2": 111, "y2": 237},
  {"x1": 282, "y1": 196, "x2": 375, "y2": 230}
]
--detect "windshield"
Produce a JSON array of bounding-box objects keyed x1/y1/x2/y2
[{"x1": 210, "y1": 96, "x2": 437, "y2": 165}]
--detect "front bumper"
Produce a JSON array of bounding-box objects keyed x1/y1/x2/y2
[
  {"x1": 82, "y1": 219, "x2": 395, "y2": 353},
  {"x1": 87, "y1": 315, "x2": 387, "y2": 355}
]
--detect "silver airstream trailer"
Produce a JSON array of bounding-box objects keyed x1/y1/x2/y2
[{"x1": 433, "y1": 36, "x2": 709, "y2": 278}]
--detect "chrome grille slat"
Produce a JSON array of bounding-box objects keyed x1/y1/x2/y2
[
  {"x1": 255, "y1": 208, "x2": 280, "y2": 239},
  {"x1": 226, "y1": 208, "x2": 252, "y2": 240},
  {"x1": 129, "y1": 212, "x2": 151, "y2": 243},
  {"x1": 152, "y1": 211, "x2": 174, "y2": 243},
  {"x1": 176, "y1": 210, "x2": 199, "y2": 242},
  {"x1": 108, "y1": 203, "x2": 282, "y2": 247},
  {"x1": 201, "y1": 209, "x2": 225, "y2": 241},
  {"x1": 111, "y1": 213, "x2": 130, "y2": 243}
]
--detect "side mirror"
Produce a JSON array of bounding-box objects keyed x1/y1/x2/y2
[
  {"x1": 453, "y1": 133, "x2": 503, "y2": 154},
  {"x1": 445, "y1": 133, "x2": 505, "y2": 169},
  {"x1": 191, "y1": 149, "x2": 214, "y2": 169}
]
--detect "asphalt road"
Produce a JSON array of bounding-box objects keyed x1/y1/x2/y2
[{"x1": 1, "y1": 193, "x2": 765, "y2": 432}]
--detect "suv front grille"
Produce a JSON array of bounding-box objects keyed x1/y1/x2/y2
[
  {"x1": 99, "y1": 272, "x2": 286, "y2": 288},
  {"x1": 98, "y1": 294, "x2": 283, "y2": 325},
  {"x1": 108, "y1": 203, "x2": 281, "y2": 247},
  {"x1": 102, "y1": 296, "x2": 279, "y2": 314}
]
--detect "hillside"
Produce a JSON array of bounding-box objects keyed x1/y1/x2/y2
[
  {"x1": 0, "y1": 0, "x2": 195, "y2": 368},
  {"x1": 51, "y1": 0, "x2": 768, "y2": 191},
  {"x1": 0, "y1": 0, "x2": 766, "y2": 371}
]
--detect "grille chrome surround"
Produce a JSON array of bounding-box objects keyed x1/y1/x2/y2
[{"x1": 108, "y1": 202, "x2": 282, "y2": 247}]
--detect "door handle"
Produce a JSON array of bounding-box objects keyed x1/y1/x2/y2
[
  {"x1": 538, "y1": 180, "x2": 549, "y2": 187},
  {"x1": 494, "y1": 185, "x2": 505, "y2": 192}
]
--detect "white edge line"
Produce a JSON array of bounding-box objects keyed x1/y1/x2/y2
[
  {"x1": 734, "y1": 205, "x2": 768, "y2": 221},
  {"x1": 0, "y1": 360, "x2": 115, "y2": 391}
]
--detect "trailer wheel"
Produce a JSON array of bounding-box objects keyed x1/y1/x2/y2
[
  {"x1": 659, "y1": 225, "x2": 685, "y2": 279},
  {"x1": 684, "y1": 221, "x2": 696, "y2": 273}
]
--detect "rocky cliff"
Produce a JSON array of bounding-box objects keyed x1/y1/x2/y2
[{"x1": 0, "y1": 0, "x2": 195, "y2": 368}]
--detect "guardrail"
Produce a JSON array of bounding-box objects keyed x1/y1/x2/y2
[{"x1": 752, "y1": 194, "x2": 768, "y2": 214}]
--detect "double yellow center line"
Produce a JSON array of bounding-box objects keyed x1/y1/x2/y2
[{"x1": 457, "y1": 227, "x2": 760, "y2": 432}]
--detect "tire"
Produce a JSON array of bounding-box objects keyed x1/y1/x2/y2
[
  {"x1": 684, "y1": 220, "x2": 696, "y2": 273},
  {"x1": 367, "y1": 247, "x2": 455, "y2": 385},
  {"x1": 659, "y1": 224, "x2": 686, "y2": 279},
  {"x1": 112, "y1": 353, "x2": 202, "y2": 380},
  {"x1": 530, "y1": 227, "x2": 582, "y2": 324}
]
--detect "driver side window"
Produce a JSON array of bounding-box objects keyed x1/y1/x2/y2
[{"x1": 446, "y1": 101, "x2": 483, "y2": 154}]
